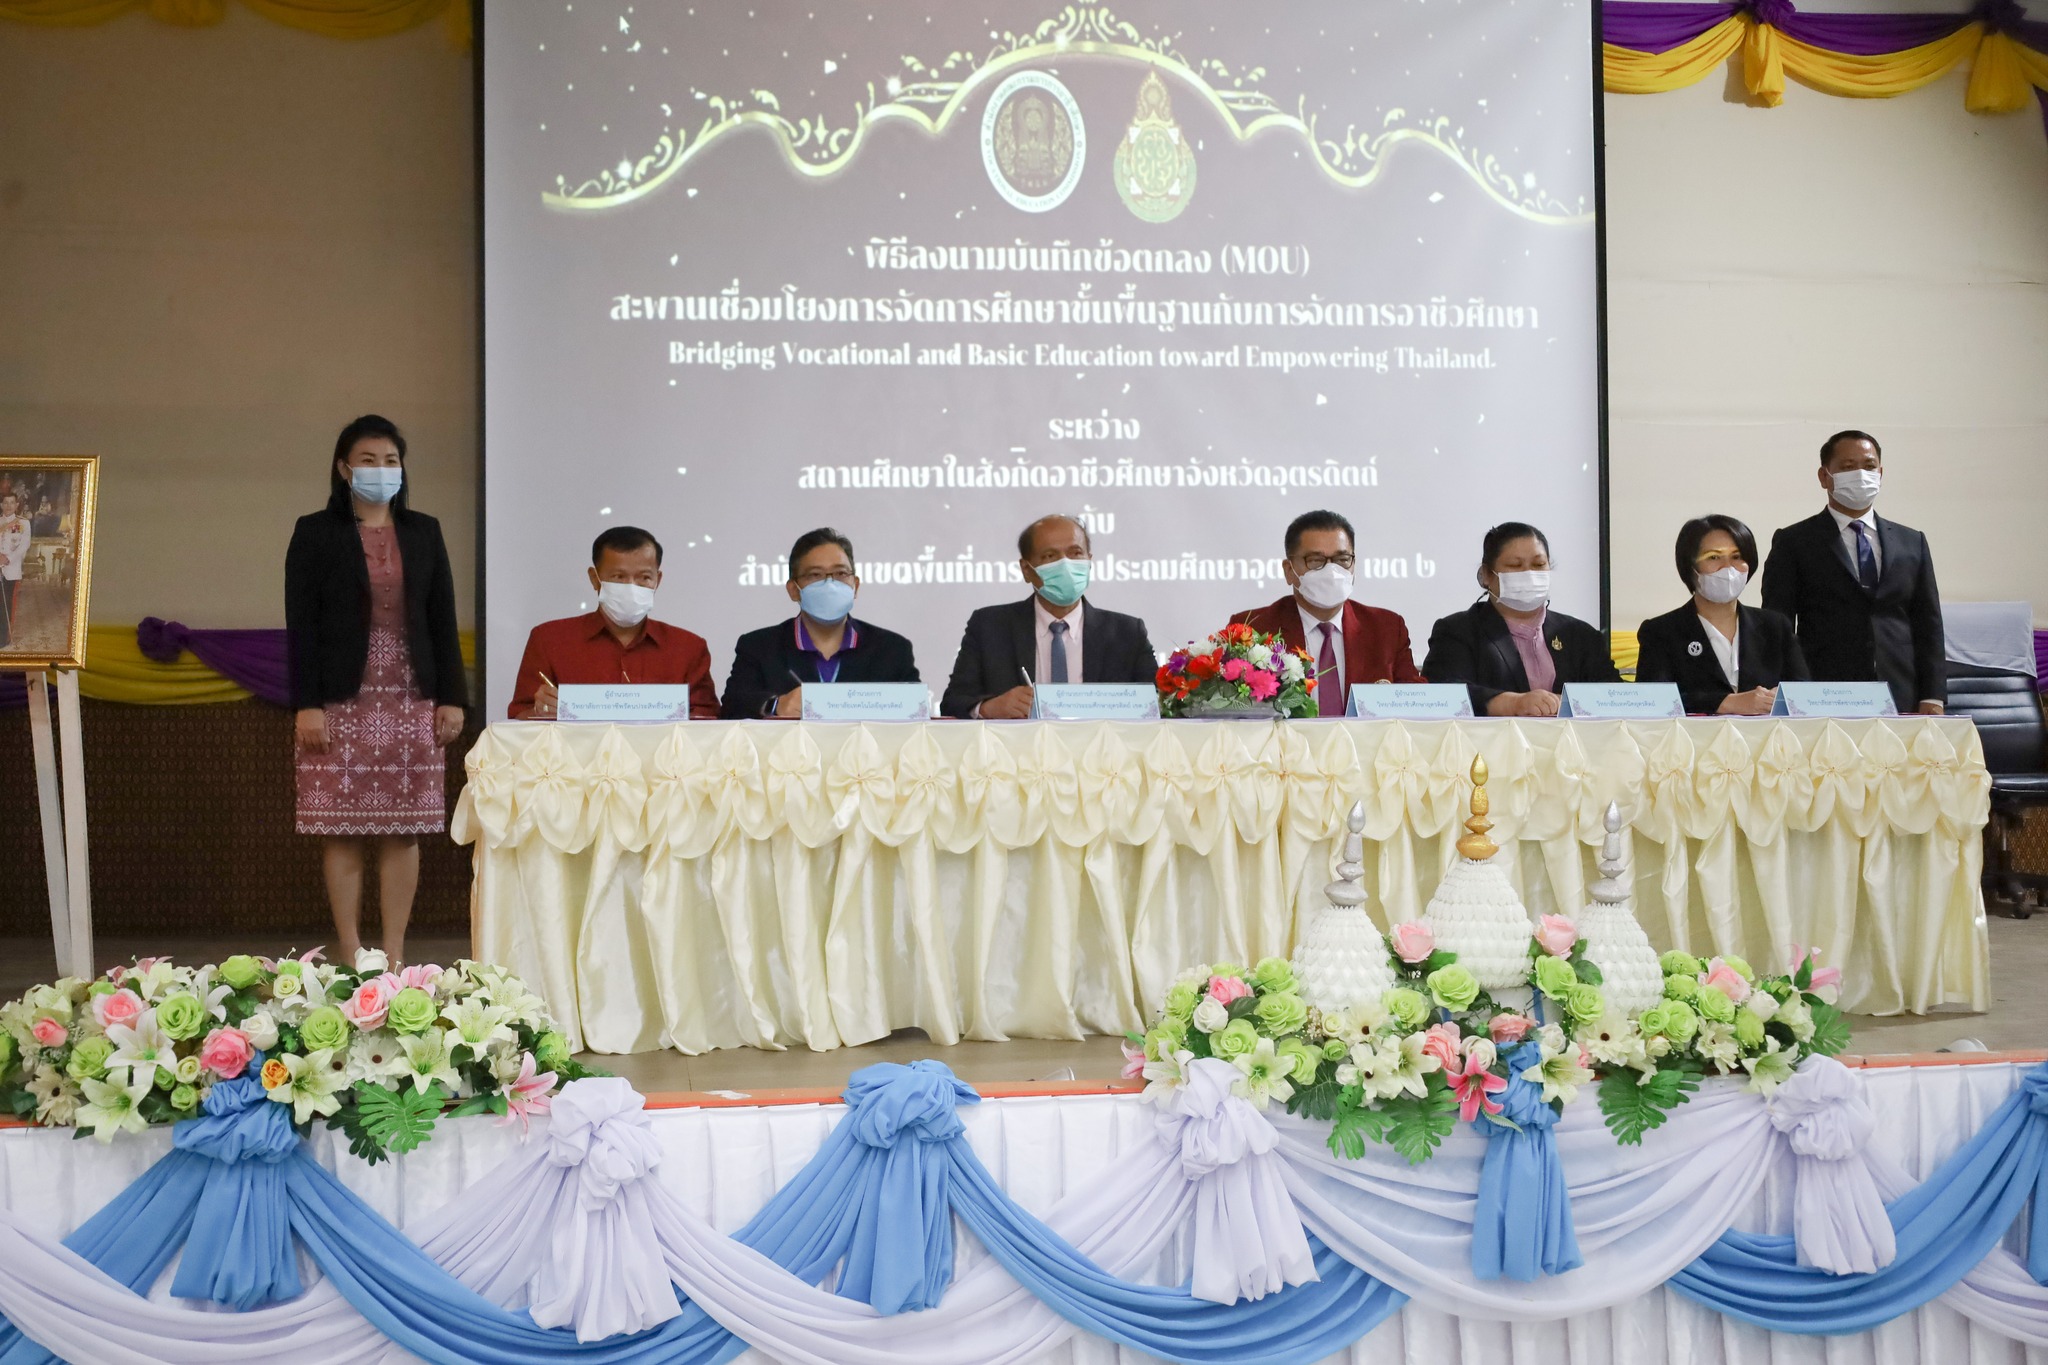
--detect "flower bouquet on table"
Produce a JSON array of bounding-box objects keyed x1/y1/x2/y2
[
  {"x1": 1155, "y1": 623, "x2": 1317, "y2": 719},
  {"x1": 1123, "y1": 958, "x2": 1324, "y2": 1110},
  {"x1": 0, "y1": 949, "x2": 597, "y2": 1162}
]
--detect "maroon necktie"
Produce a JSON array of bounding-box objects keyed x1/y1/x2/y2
[{"x1": 1317, "y1": 622, "x2": 1342, "y2": 717}]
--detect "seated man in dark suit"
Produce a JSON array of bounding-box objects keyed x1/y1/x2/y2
[
  {"x1": 1230, "y1": 508, "x2": 1423, "y2": 716},
  {"x1": 508, "y1": 525, "x2": 720, "y2": 719},
  {"x1": 1760, "y1": 429, "x2": 1945, "y2": 715},
  {"x1": 941, "y1": 513, "x2": 1156, "y2": 719},
  {"x1": 720, "y1": 526, "x2": 919, "y2": 718}
]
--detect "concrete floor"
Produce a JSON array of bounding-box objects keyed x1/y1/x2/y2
[{"x1": 4, "y1": 916, "x2": 2040, "y2": 1094}]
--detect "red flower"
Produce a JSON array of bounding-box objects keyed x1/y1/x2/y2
[
  {"x1": 1154, "y1": 664, "x2": 1179, "y2": 691},
  {"x1": 1187, "y1": 654, "x2": 1221, "y2": 680}
]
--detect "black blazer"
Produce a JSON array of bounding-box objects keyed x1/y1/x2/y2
[
  {"x1": 719, "y1": 617, "x2": 920, "y2": 718},
  {"x1": 1760, "y1": 510, "x2": 1944, "y2": 711},
  {"x1": 1634, "y1": 603, "x2": 1809, "y2": 715},
  {"x1": 1421, "y1": 599, "x2": 1620, "y2": 715},
  {"x1": 284, "y1": 507, "x2": 466, "y2": 710},
  {"x1": 941, "y1": 597, "x2": 1156, "y2": 718}
]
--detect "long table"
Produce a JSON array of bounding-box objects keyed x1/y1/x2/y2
[{"x1": 453, "y1": 717, "x2": 1990, "y2": 1054}]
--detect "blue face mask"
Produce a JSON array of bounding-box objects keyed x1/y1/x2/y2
[
  {"x1": 1033, "y1": 557, "x2": 1091, "y2": 608},
  {"x1": 350, "y1": 466, "x2": 405, "y2": 505},
  {"x1": 797, "y1": 577, "x2": 856, "y2": 624}
]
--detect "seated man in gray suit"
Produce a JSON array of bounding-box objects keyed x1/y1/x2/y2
[{"x1": 941, "y1": 513, "x2": 1157, "y2": 718}]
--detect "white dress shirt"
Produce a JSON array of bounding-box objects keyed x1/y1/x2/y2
[
  {"x1": 1299, "y1": 603, "x2": 1346, "y2": 694},
  {"x1": 1828, "y1": 506, "x2": 1880, "y2": 579},
  {"x1": 1035, "y1": 597, "x2": 1085, "y2": 685},
  {"x1": 0, "y1": 515, "x2": 27, "y2": 582},
  {"x1": 1698, "y1": 613, "x2": 1740, "y2": 690}
]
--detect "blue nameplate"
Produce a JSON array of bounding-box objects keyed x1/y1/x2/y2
[
  {"x1": 1032, "y1": 683, "x2": 1159, "y2": 720},
  {"x1": 1770, "y1": 681, "x2": 1899, "y2": 718},
  {"x1": 799, "y1": 682, "x2": 932, "y2": 721},
  {"x1": 555, "y1": 684, "x2": 694, "y2": 723},
  {"x1": 1557, "y1": 683, "x2": 1685, "y2": 719},
  {"x1": 1345, "y1": 683, "x2": 1474, "y2": 719}
]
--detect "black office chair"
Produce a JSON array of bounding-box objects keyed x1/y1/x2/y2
[{"x1": 1945, "y1": 661, "x2": 2048, "y2": 917}]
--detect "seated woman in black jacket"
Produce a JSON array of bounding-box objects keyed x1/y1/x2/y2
[
  {"x1": 1635, "y1": 514, "x2": 1808, "y2": 715},
  {"x1": 1423, "y1": 521, "x2": 1619, "y2": 717}
]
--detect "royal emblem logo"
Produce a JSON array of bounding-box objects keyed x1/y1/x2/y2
[
  {"x1": 981, "y1": 70, "x2": 1084, "y2": 213},
  {"x1": 1113, "y1": 70, "x2": 1196, "y2": 223}
]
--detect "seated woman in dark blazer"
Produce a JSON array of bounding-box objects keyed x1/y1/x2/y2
[
  {"x1": 1635, "y1": 514, "x2": 1808, "y2": 715},
  {"x1": 1423, "y1": 521, "x2": 1619, "y2": 717}
]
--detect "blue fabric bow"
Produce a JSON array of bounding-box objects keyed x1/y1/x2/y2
[
  {"x1": 1470, "y1": 1041, "x2": 1582, "y2": 1281},
  {"x1": 169, "y1": 1069, "x2": 304, "y2": 1308}
]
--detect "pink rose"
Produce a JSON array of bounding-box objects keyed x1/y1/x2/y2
[
  {"x1": 1534, "y1": 915, "x2": 1578, "y2": 957},
  {"x1": 1205, "y1": 975, "x2": 1254, "y2": 1006},
  {"x1": 91, "y1": 988, "x2": 143, "y2": 1031},
  {"x1": 30, "y1": 1018, "x2": 67, "y2": 1049},
  {"x1": 1420, "y1": 1022, "x2": 1464, "y2": 1072},
  {"x1": 395, "y1": 964, "x2": 442, "y2": 992},
  {"x1": 1389, "y1": 921, "x2": 1436, "y2": 964},
  {"x1": 1701, "y1": 960, "x2": 1751, "y2": 1004},
  {"x1": 1488, "y1": 1013, "x2": 1534, "y2": 1044},
  {"x1": 199, "y1": 1026, "x2": 254, "y2": 1079},
  {"x1": 341, "y1": 978, "x2": 396, "y2": 1030},
  {"x1": 1246, "y1": 670, "x2": 1279, "y2": 701}
]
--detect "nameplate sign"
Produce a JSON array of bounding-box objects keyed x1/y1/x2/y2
[
  {"x1": 1557, "y1": 683, "x2": 1685, "y2": 719},
  {"x1": 1032, "y1": 683, "x2": 1159, "y2": 720},
  {"x1": 554, "y1": 684, "x2": 694, "y2": 723},
  {"x1": 799, "y1": 682, "x2": 931, "y2": 722},
  {"x1": 1771, "y1": 681, "x2": 1899, "y2": 718},
  {"x1": 1345, "y1": 683, "x2": 1474, "y2": 719}
]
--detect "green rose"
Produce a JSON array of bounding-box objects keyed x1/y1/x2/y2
[
  {"x1": 169, "y1": 1084, "x2": 200, "y2": 1111},
  {"x1": 1321, "y1": 1038, "x2": 1350, "y2": 1061},
  {"x1": 1212, "y1": 1018, "x2": 1260, "y2": 1061},
  {"x1": 1720, "y1": 955, "x2": 1756, "y2": 983},
  {"x1": 1533, "y1": 956, "x2": 1579, "y2": 1000},
  {"x1": 533, "y1": 1031, "x2": 571, "y2": 1070},
  {"x1": 87, "y1": 981, "x2": 117, "y2": 999},
  {"x1": 155, "y1": 993, "x2": 207, "y2": 1041},
  {"x1": 1660, "y1": 951, "x2": 1704, "y2": 978},
  {"x1": 1662, "y1": 973, "x2": 1700, "y2": 1003},
  {"x1": 1208, "y1": 963, "x2": 1244, "y2": 985},
  {"x1": 1732, "y1": 1010, "x2": 1766, "y2": 1049},
  {"x1": 1564, "y1": 984, "x2": 1606, "y2": 1024},
  {"x1": 1658, "y1": 999, "x2": 1699, "y2": 1044},
  {"x1": 66, "y1": 1035, "x2": 114, "y2": 1081},
  {"x1": 299, "y1": 1006, "x2": 352, "y2": 1053},
  {"x1": 219, "y1": 955, "x2": 264, "y2": 990},
  {"x1": 1426, "y1": 965, "x2": 1480, "y2": 1012},
  {"x1": 175, "y1": 1055, "x2": 204, "y2": 1085},
  {"x1": 1164, "y1": 981, "x2": 1200, "y2": 1020},
  {"x1": 385, "y1": 988, "x2": 438, "y2": 1035},
  {"x1": 1638, "y1": 1004, "x2": 1675, "y2": 1038},
  {"x1": 1253, "y1": 992, "x2": 1308, "y2": 1038},
  {"x1": 1381, "y1": 987, "x2": 1431, "y2": 1031},
  {"x1": 1276, "y1": 1037, "x2": 1324, "y2": 1086},
  {"x1": 1248, "y1": 957, "x2": 1297, "y2": 996},
  {"x1": 1144, "y1": 1020, "x2": 1187, "y2": 1059},
  {"x1": 1696, "y1": 984, "x2": 1737, "y2": 1024}
]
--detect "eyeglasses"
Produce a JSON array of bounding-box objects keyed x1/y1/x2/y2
[
  {"x1": 1297, "y1": 553, "x2": 1356, "y2": 572},
  {"x1": 1693, "y1": 551, "x2": 1748, "y2": 570},
  {"x1": 795, "y1": 569, "x2": 856, "y2": 586}
]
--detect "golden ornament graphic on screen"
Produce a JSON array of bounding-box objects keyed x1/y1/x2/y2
[
  {"x1": 980, "y1": 70, "x2": 1085, "y2": 213},
  {"x1": 1115, "y1": 69, "x2": 1197, "y2": 223}
]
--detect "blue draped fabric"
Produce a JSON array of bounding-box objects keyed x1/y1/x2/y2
[
  {"x1": 169, "y1": 1071, "x2": 305, "y2": 1309},
  {"x1": 1672, "y1": 1062, "x2": 2048, "y2": 1333},
  {"x1": 1471, "y1": 1041, "x2": 1582, "y2": 1281}
]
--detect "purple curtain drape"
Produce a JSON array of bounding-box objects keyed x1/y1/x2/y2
[
  {"x1": 135, "y1": 617, "x2": 292, "y2": 706},
  {"x1": 1602, "y1": 1, "x2": 1990, "y2": 55}
]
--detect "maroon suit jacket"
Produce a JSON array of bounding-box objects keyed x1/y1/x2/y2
[{"x1": 1231, "y1": 595, "x2": 1426, "y2": 688}]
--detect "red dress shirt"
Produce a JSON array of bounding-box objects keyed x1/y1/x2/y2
[
  {"x1": 508, "y1": 612, "x2": 719, "y2": 719},
  {"x1": 1230, "y1": 594, "x2": 1426, "y2": 688}
]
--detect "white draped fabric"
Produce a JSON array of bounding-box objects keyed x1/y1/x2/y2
[
  {"x1": 453, "y1": 718, "x2": 1990, "y2": 1052},
  {"x1": 2, "y1": 1060, "x2": 2043, "y2": 1365}
]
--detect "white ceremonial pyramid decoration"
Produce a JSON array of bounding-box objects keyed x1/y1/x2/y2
[
  {"x1": 1292, "y1": 800, "x2": 1398, "y2": 1012},
  {"x1": 1577, "y1": 801, "x2": 1665, "y2": 1014},
  {"x1": 1420, "y1": 756, "x2": 1533, "y2": 1001}
]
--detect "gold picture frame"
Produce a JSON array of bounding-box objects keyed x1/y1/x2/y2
[{"x1": 0, "y1": 455, "x2": 99, "y2": 670}]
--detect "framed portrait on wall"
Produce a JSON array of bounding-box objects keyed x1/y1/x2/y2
[{"x1": 0, "y1": 455, "x2": 99, "y2": 670}]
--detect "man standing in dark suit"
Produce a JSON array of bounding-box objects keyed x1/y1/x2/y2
[
  {"x1": 1761, "y1": 430, "x2": 1945, "y2": 714},
  {"x1": 1229, "y1": 509, "x2": 1424, "y2": 716},
  {"x1": 941, "y1": 513, "x2": 1156, "y2": 718},
  {"x1": 721, "y1": 527, "x2": 919, "y2": 717}
]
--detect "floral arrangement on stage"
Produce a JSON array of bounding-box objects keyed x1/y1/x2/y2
[
  {"x1": 1155, "y1": 623, "x2": 1318, "y2": 718},
  {"x1": 0, "y1": 950, "x2": 592, "y2": 1161}
]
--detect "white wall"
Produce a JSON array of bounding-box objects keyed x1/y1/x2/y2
[{"x1": 1, "y1": 16, "x2": 2043, "y2": 635}]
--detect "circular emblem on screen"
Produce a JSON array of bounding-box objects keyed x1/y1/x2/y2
[
  {"x1": 1114, "y1": 70, "x2": 1196, "y2": 223},
  {"x1": 982, "y1": 71, "x2": 1084, "y2": 213}
]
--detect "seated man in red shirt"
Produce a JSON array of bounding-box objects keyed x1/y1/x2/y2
[
  {"x1": 1232, "y1": 509, "x2": 1424, "y2": 717},
  {"x1": 508, "y1": 525, "x2": 719, "y2": 719}
]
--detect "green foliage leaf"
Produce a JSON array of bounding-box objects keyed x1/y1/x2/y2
[
  {"x1": 1379, "y1": 1086, "x2": 1460, "y2": 1164},
  {"x1": 553, "y1": 1056, "x2": 608, "y2": 1083},
  {"x1": 1327, "y1": 1092, "x2": 1391, "y2": 1162},
  {"x1": 1287, "y1": 1077, "x2": 1342, "y2": 1123},
  {"x1": 341, "y1": 1081, "x2": 446, "y2": 1164},
  {"x1": 6, "y1": 1087, "x2": 37, "y2": 1118},
  {"x1": 1598, "y1": 1065, "x2": 1699, "y2": 1145},
  {"x1": 1804, "y1": 1001, "x2": 1851, "y2": 1058},
  {"x1": 1574, "y1": 958, "x2": 1604, "y2": 986},
  {"x1": 445, "y1": 1092, "x2": 507, "y2": 1119},
  {"x1": 1794, "y1": 955, "x2": 1814, "y2": 991},
  {"x1": 1226, "y1": 995, "x2": 1259, "y2": 1021},
  {"x1": 1421, "y1": 950, "x2": 1459, "y2": 975}
]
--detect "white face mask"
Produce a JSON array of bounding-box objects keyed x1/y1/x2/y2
[
  {"x1": 1697, "y1": 566, "x2": 1749, "y2": 604},
  {"x1": 1294, "y1": 563, "x2": 1354, "y2": 611},
  {"x1": 1493, "y1": 570, "x2": 1550, "y2": 612},
  {"x1": 597, "y1": 581, "x2": 655, "y2": 627},
  {"x1": 1830, "y1": 468, "x2": 1881, "y2": 512}
]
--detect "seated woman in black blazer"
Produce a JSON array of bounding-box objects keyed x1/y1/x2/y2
[
  {"x1": 1635, "y1": 514, "x2": 1808, "y2": 715},
  {"x1": 1422, "y1": 521, "x2": 1619, "y2": 717}
]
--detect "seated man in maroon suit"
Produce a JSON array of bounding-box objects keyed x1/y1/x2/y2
[{"x1": 1232, "y1": 510, "x2": 1424, "y2": 716}]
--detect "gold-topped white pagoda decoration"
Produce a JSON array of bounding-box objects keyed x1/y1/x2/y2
[
  {"x1": 1576, "y1": 801, "x2": 1664, "y2": 1014},
  {"x1": 1292, "y1": 801, "x2": 1399, "y2": 1011},
  {"x1": 1420, "y1": 757, "x2": 1534, "y2": 1003}
]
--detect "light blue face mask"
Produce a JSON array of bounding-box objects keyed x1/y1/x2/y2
[
  {"x1": 798, "y1": 577, "x2": 856, "y2": 624},
  {"x1": 1033, "y1": 557, "x2": 1091, "y2": 608},
  {"x1": 350, "y1": 466, "x2": 405, "y2": 505}
]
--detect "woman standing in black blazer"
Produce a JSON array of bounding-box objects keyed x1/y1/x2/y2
[
  {"x1": 286, "y1": 415, "x2": 466, "y2": 964},
  {"x1": 1635, "y1": 514, "x2": 1808, "y2": 715},
  {"x1": 1422, "y1": 522, "x2": 1619, "y2": 717}
]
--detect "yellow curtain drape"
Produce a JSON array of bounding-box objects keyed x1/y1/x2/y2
[
  {"x1": 1604, "y1": 19, "x2": 1749, "y2": 96},
  {"x1": 1610, "y1": 629, "x2": 1641, "y2": 680},
  {"x1": 27, "y1": 626, "x2": 478, "y2": 705},
  {"x1": 0, "y1": 0, "x2": 466, "y2": 44}
]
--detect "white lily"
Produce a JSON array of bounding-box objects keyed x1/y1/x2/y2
[
  {"x1": 103, "y1": 1009, "x2": 176, "y2": 1093},
  {"x1": 77, "y1": 1075, "x2": 152, "y2": 1141},
  {"x1": 396, "y1": 1031, "x2": 463, "y2": 1097},
  {"x1": 1230, "y1": 1038, "x2": 1296, "y2": 1109},
  {"x1": 441, "y1": 998, "x2": 517, "y2": 1057},
  {"x1": 264, "y1": 1048, "x2": 346, "y2": 1124}
]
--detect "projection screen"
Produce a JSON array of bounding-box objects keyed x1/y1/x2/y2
[{"x1": 482, "y1": 1, "x2": 1603, "y2": 712}]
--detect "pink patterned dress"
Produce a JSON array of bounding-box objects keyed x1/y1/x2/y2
[{"x1": 294, "y1": 524, "x2": 445, "y2": 835}]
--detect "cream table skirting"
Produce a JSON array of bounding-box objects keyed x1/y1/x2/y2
[{"x1": 452, "y1": 717, "x2": 1991, "y2": 1054}]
